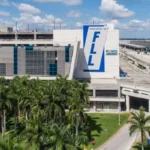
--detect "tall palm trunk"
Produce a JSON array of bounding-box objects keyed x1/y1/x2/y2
[
  {"x1": 1, "y1": 114, "x2": 4, "y2": 140},
  {"x1": 14, "y1": 111, "x2": 17, "y2": 130},
  {"x1": 4, "y1": 109, "x2": 6, "y2": 132},
  {"x1": 25, "y1": 111, "x2": 28, "y2": 120},
  {"x1": 141, "y1": 130, "x2": 144, "y2": 150},
  {"x1": 25, "y1": 110, "x2": 28, "y2": 128},
  {"x1": 18, "y1": 109, "x2": 21, "y2": 120}
]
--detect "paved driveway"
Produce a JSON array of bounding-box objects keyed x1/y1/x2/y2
[{"x1": 96, "y1": 124, "x2": 137, "y2": 150}]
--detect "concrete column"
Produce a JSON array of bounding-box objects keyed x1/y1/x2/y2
[
  {"x1": 93, "y1": 101, "x2": 96, "y2": 112},
  {"x1": 126, "y1": 95, "x2": 130, "y2": 112},
  {"x1": 118, "y1": 83, "x2": 121, "y2": 111},
  {"x1": 93, "y1": 89, "x2": 96, "y2": 98},
  {"x1": 15, "y1": 32, "x2": 17, "y2": 40},
  {"x1": 34, "y1": 30, "x2": 36, "y2": 40},
  {"x1": 44, "y1": 51, "x2": 47, "y2": 76},
  {"x1": 149, "y1": 100, "x2": 150, "y2": 113}
]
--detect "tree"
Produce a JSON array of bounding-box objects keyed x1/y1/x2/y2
[
  {"x1": 133, "y1": 142, "x2": 150, "y2": 150},
  {"x1": 0, "y1": 77, "x2": 12, "y2": 139},
  {"x1": 67, "y1": 79, "x2": 89, "y2": 131},
  {"x1": 0, "y1": 137, "x2": 22, "y2": 150},
  {"x1": 19, "y1": 119, "x2": 88, "y2": 150},
  {"x1": 8, "y1": 77, "x2": 22, "y2": 130},
  {"x1": 8, "y1": 76, "x2": 30, "y2": 129},
  {"x1": 128, "y1": 107, "x2": 150, "y2": 150},
  {"x1": 0, "y1": 76, "x2": 90, "y2": 150}
]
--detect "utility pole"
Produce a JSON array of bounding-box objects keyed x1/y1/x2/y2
[
  {"x1": 16, "y1": 22, "x2": 18, "y2": 32},
  {"x1": 104, "y1": 129, "x2": 108, "y2": 140},
  {"x1": 54, "y1": 20, "x2": 56, "y2": 30}
]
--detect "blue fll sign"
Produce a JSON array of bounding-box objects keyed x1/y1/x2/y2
[
  {"x1": 83, "y1": 25, "x2": 108, "y2": 72},
  {"x1": 88, "y1": 32, "x2": 100, "y2": 66}
]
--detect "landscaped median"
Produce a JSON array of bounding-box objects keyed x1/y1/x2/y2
[
  {"x1": 0, "y1": 113, "x2": 129, "y2": 150},
  {"x1": 87, "y1": 113, "x2": 129, "y2": 149}
]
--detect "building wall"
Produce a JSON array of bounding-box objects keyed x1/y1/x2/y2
[
  {"x1": 0, "y1": 45, "x2": 71, "y2": 77},
  {"x1": 0, "y1": 46, "x2": 13, "y2": 76},
  {"x1": 54, "y1": 30, "x2": 83, "y2": 48},
  {"x1": 55, "y1": 27, "x2": 119, "y2": 79},
  {"x1": 0, "y1": 27, "x2": 13, "y2": 32}
]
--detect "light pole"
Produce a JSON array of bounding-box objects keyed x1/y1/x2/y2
[
  {"x1": 116, "y1": 77, "x2": 121, "y2": 125},
  {"x1": 104, "y1": 129, "x2": 108, "y2": 140},
  {"x1": 75, "y1": 113, "x2": 79, "y2": 136},
  {"x1": 118, "y1": 92, "x2": 121, "y2": 125}
]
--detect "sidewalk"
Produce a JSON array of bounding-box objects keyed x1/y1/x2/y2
[{"x1": 96, "y1": 124, "x2": 137, "y2": 150}]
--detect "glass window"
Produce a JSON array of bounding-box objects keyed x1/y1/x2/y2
[{"x1": 96, "y1": 90, "x2": 118, "y2": 97}]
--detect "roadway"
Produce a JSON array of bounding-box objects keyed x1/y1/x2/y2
[
  {"x1": 119, "y1": 55, "x2": 150, "y2": 89},
  {"x1": 96, "y1": 124, "x2": 137, "y2": 150},
  {"x1": 120, "y1": 48, "x2": 150, "y2": 65}
]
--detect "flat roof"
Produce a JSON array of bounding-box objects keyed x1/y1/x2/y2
[
  {"x1": 120, "y1": 42, "x2": 146, "y2": 48},
  {"x1": 0, "y1": 31, "x2": 53, "y2": 34}
]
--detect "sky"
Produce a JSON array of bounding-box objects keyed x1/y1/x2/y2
[{"x1": 0, "y1": 0, "x2": 150, "y2": 38}]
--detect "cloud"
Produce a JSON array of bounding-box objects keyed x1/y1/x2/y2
[
  {"x1": 90, "y1": 17, "x2": 105, "y2": 24},
  {"x1": 75, "y1": 17, "x2": 120, "y2": 29},
  {"x1": 0, "y1": 0, "x2": 9, "y2": 6},
  {"x1": 0, "y1": 11, "x2": 10, "y2": 16},
  {"x1": 67, "y1": 10, "x2": 82, "y2": 18},
  {"x1": 45, "y1": 14, "x2": 63, "y2": 23},
  {"x1": 99, "y1": 0, "x2": 135, "y2": 19},
  {"x1": 76, "y1": 22, "x2": 83, "y2": 28},
  {"x1": 12, "y1": 3, "x2": 41, "y2": 14},
  {"x1": 119, "y1": 19, "x2": 150, "y2": 31},
  {"x1": 13, "y1": 13, "x2": 66, "y2": 30},
  {"x1": 0, "y1": 19, "x2": 13, "y2": 27},
  {"x1": 34, "y1": 0, "x2": 82, "y2": 6}
]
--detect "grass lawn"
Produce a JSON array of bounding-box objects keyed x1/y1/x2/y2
[
  {"x1": 0, "y1": 113, "x2": 129, "y2": 150},
  {"x1": 87, "y1": 113, "x2": 129, "y2": 149}
]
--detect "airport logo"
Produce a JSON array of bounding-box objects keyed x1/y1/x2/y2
[
  {"x1": 83, "y1": 25, "x2": 108, "y2": 72},
  {"x1": 106, "y1": 50, "x2": 118, "y2": 56}
]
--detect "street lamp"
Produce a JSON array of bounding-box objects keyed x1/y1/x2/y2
[
  {"x1": 116, "y1": 77, "x2": 121, "y2": 125},
  {"x1": 118, "y1": 93, "x2": 121, "y2": 126},
  {"x1": 104, "y1": 129, "x2": 108, "y2": 140},
  {"x1": 75, "y1": 113, "x2": 79, "y2": 136}
]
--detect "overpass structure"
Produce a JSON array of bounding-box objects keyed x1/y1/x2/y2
[
  {"x1": 119, "y1": 49, "x2": 150, "y2": 112},
  {"x1": 119, "y1": 42, "x2": 147, "y2": 50},
  {"x1": 119, "y1": 42, "x2": 150, "y2": 74}
]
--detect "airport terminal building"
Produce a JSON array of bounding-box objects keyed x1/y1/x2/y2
[{"x1": 0, "y1": 25, "x2": 150, "y2": 112}]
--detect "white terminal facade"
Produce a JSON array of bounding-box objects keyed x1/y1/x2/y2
[{"x1": 0, "y1": 24, "x2": 150, "y2": 112}]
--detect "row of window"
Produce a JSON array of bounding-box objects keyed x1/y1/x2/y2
[
  {"x1": 0, "y1": 34, "x2": 53, "y2": 40},
  {"x1": 88, "y1": 90, "x2": 118, "y2": 97},
  {"x1": 13, "y1": 46, "x2": 69, "y2": 76},
  {"x1": 49, "y1": 64, "x2": 57, "y2": 76},
  {"x1": 65, "y1": 46, "x2": 70, "y2": 62},
  {"x1": 14, "y1": 46, "x2": 18, "y2": 75}
]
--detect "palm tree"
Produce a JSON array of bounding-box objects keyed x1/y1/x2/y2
[
  {"x1": 0, "y1": 77, "x2": 12, "y2": 139},
  {"x1": 0, "y1": 137, "x2": 22, "y2": 150},
  {"x1": 128, "y1": 107, "x2": 150, "y2": 150},
  {"x1": 8, "y1": 76, "x2": 29, "y2": 129},
  {"x1": 67, "y1": 79, "x2": 89, "y2": 131},
  {"x1": 20, "y1": 119, "x2": 88, "y2": 150},
  {"x1": 44, "y1": 79, "x2": 67, "y2": 124},
  {"x1": 133, "y1": 142, "x2": 150, "y2": 150},
  {"x1": 47, "y1": 123, "x2": 88, "y2": 150},
  {"x1": 18, "y1": 76, "x2": 31, "y2": 122}
]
